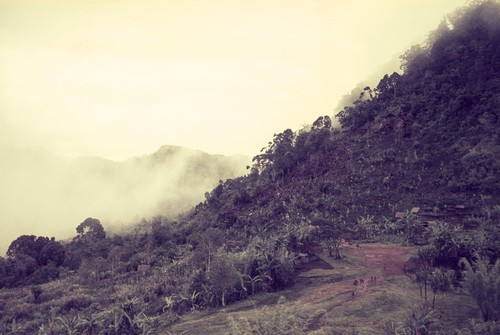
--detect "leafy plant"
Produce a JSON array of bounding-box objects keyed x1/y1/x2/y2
[
  {"x1": 229, "y1": 296, "x2": 309, "y2": 335},
  {"x1": 384, "y1": 304, "x2": 442, "y2": 335},
  {"x1": 55, "y1": 315, "x2": 80, "y2": 335},
  {"x1": 454, "y1": 318, "x2": 500, "y2": 335},
  {"x1": 459, "y1": 256, "x2": 500, "y2": 321}
]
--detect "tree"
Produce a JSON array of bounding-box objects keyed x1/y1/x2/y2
[
  {"x1": 397, "y1": 304, "x2": 442, "y2": 335},
  {"x1": 6, "y1": 235, "x2": 38, "y2": 259},
  {"x1": 311, "y1": 115, "x2": 332, "y2": 131},
  {"x1": 459, "y1": 256, "x2": 500, "y2": 321},
  {"x1": 410, "y1": 246, "x2": 436, "y2": 303},
  {"x1": 429, "y1": 268, "x2": 452, "y2": 308},
  {"x1": 247, "y1": 236, "x2": 297, "y2": 291},
  {"x1": 7, "y1": 235, "x2": 53, "y2": 266},
  {"x1": 396, "y1": 211, "x2": 424, "y2": 243},
  {"x1": 429, "y1": 222, "x2": 466, "y2": 267},
  {"x1": 374, "y1": 72, "x2": 401, "y2": 98},
  {"x1": 208, "y1": 250, "x2": 240, "y2": 307},
  {"x1": 5, "y1": 254, "x2": 37, "y2": 287},
  {"x1": 73, "y1": 218, "x2": 108, "y2": 259},
  {"x1": 399, "y1": 44, "x2": 429, "y2": 74},
  {"x1": 40, "y1": 239, "x2": 66, "y2": 266},
  {"x1": 252, "y1": 129, "x2": 296, "y2": 182},
  {"x1": 5, "y1": 235, "x2": 65, "y2": 286},
  {"x1": 107, "y1": 245, "x2": 125, "y2": 278},
  {"x1": 314, "y1": 217, "x2": 345, "y2": 259},
  {"x1": 75, "y1": 218, "x2": 106, "y2": 242},
  {"x1": 192, "y1": 227, "x2": 224, "y2": 273},
  {"x1": 357, "y1": 215, "x2": 376, "y2": 240}
]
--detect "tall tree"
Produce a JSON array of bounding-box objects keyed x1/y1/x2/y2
[
  {"x1": 208, "y1": 250, "x2": 240, "y2": 307},
  {"x1": 75, "y1": 218, "x2": 106, "y2": 242},
  {"x1": 313, "y1": 217, "x2": 346, "y2": 259}
]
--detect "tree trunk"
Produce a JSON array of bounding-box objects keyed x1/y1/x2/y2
[
  {"x1": 207, "y1": 250, "x2": 211, "y2": 273},
  {"x1": 424, "y1": 282, "x2": 428, "y2": 302},
  {"x1": 335, "y1": 244, "x2": 341, "y2": 259}
]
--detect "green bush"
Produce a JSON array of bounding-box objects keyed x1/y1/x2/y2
[{"x1": 455, "y1": 319, "x2": 500, "y2": 335}]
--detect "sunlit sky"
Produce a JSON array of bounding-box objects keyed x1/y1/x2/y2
[{"x1": 1, "y1": 0, "x2": 465, "y2": 160}]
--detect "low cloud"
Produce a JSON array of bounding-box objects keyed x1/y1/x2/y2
[{"x1": 0, "y1": 144, "x2": 249, "y2": 255}]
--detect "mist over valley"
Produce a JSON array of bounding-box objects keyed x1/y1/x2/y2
[{"x1": 0, "y1": 144, "x2": 249, "y2": 254}]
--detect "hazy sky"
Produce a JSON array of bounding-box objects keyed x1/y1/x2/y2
[{"x1": 0, "y1": 0, "x2": 466, "y2": 160}]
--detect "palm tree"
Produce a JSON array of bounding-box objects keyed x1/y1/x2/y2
[
  {"x1": 429, "y1": 268, "x2": 451, "y2": 308},
  {"x1": 415, "y1": 246, "x2": 436, "y2": 303}
]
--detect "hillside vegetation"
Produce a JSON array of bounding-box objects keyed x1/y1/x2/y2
[{"x1": 0, "y1": 1, "x2": 499, "y2": 334}]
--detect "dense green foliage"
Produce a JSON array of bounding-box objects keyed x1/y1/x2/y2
[{"x1": 186, "y1": 0, "x2": 500, "y2": 252}]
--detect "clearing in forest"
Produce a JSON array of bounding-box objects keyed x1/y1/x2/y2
[{"x1": 165, "y1": 243, "x2": 479, "y2": 334}]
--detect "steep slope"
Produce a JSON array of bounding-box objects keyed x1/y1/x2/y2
[{"x1": 185, "y1": 1, "x2": 500, "y2": 237}]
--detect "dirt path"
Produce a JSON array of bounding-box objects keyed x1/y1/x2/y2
[
  {"x1": 348, "y1": 243, "x2": 412, "y2": 277},
  {"x1": 296, "y1": 243, "x2": 414, "y2": 306},
  {"x1": 165, "y1": 243, "x2": 415, "y2": 334}
]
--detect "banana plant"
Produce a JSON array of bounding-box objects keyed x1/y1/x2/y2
[
  {"x1": 76, "y1": 310, "x2": 105, "y2": 335},
  {"x1": 55, "y1": 315, "x2": 80, "y2": 335}
]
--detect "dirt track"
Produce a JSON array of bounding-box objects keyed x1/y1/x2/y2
[
  {"x1": 296, "y1": 243, "x2": 414, "y2": 305},
  {"x1": 165, "y1": 243, "x2": 416, "y2": 334}
]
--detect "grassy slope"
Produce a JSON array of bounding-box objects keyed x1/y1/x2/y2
[{"x1": 165, "y1": 243, "x2": 479, "y2": 335}]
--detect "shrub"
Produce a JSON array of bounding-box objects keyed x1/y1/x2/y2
[
  {"x1": 31, "y1": 286, "x2": 43, "y2": 304},
  {"x1": 61, "y1": 295, "x2": 93, "y2": 313},
  {"x1": 229, "y1": 296, "x2": 310, "y2": 335},
  {"x1": 455, "y1": 319, "x2": 500, "y2": 335}
]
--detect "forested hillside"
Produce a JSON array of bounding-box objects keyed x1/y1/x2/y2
[
  {"x1": 0, "y1": 1, "x2": 499, "y2": 334},
  {"x1": 187, "y1": 0, "x2": 499, "y2": 235}
]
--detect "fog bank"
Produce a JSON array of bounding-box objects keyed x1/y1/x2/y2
[{"x1": 0, "y1": 145, "x2": 249, "y2": 254}]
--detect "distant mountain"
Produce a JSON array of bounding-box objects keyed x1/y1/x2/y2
[
  {"x1": 68, "y1": 145, "x2": 250, "y2": 218},
  {"x1": 0, "y1": 145, "x2": 249, "y2": 254},
  {"x1": 186, "y1": 0, "x2": 500, "y2": 236}
]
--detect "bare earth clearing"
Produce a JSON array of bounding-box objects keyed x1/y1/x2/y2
[{"x1": 296, "y1": 243, "x2": 412, "y2": 305}]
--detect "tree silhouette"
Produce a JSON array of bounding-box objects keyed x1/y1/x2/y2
[{"x1": 75, "y1": 218, "x2": 106, "y2": 242}]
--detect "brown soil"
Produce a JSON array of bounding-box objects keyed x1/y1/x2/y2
[
  {"x1": 166, "y1": 243, "x2": 416, "y2": 334},
  {"x1": 297, "y1": 243, "x2": 414, "y2": 305},
  {"x1": 295, "y1": 243, "x2": 414, "y2": 332},
  {"x1": 348, "y1": 243, "x2": 412, "y2": 276}
]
